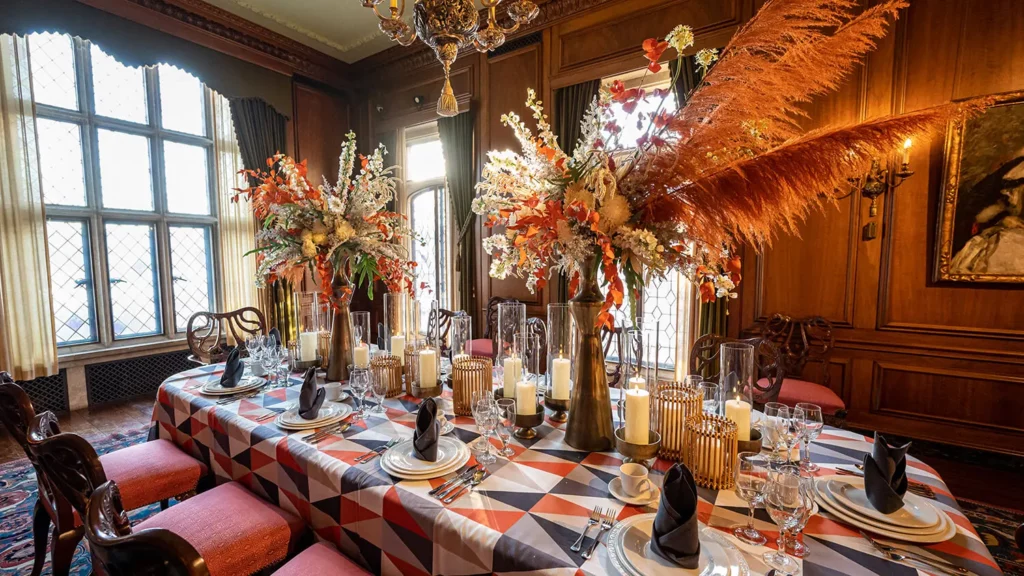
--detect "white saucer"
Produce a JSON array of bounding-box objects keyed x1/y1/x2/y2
[
  {"x1": 609, "y1": 477, "x2": 661, "y2": 506},
  {"x1": 439, "y1": 419, "x2": 455, "y2": 435}
]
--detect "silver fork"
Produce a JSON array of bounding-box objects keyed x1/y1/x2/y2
[
  {"x1": 859, "y1": 531, "x2": 968, "y2": 575},
  {"x1": 582, "y1": 510, "x2": 617, "y2": 559},
  {"x1": 355, "y1": 438, "x2": 399, "y2": 463},
  {"x1": 570, "y1": 506, "x2": 602, "y2": 552}
]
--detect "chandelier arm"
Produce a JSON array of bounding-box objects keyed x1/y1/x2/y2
[
  {"x1": 396, "y1": 28, "x2": 418, "y2": 46},
  {"x1": 371, "y1": 4, "x2": 391, "y2": 20}
]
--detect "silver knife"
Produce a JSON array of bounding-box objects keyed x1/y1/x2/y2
[{"x1": 430, "y1": 465, "x2": 479, "y2": 496}]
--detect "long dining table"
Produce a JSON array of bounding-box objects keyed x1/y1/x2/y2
[{"x1": 149, "y1": 363, "x2": 1003, "y2": 576}]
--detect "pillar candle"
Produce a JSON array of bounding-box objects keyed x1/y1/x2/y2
[
  {"x1": 627, "y1": 376, "x2": 646, "y2": 391},
  {"x1": 419, "y1": 349, "x2": 437, "y2": 386},
  {"x1": 724, "y1": 398, "x2": 751, "y2": 441},
  {"x1": 503, "y1": 356, "x2": 522, "y2": 397},
  {"x1": 353, "y1": 343, "x2": 370, "y2": 368},
  {"x1": 390, "y1": 335, "x2": 406, "y2": 365},
  {"x1": 516, "y1": 379, "x2": 536, "y2": 415},
  {"x1": 299, "y1": 332, "x2": 318, "y2": 362},
  {"x1": 551, "y1": 356, "x2": 570, "y2": 400},
  {"x1": 625, "y1": 387, "x2": 650, "y2": 444}
]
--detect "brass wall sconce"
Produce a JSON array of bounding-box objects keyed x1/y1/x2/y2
[{"x1": 834, "y1": 139, "x2": 915, "y2": 217}]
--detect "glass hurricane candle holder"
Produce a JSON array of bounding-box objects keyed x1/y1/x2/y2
[
  {"x1": 351, "y1": 311, "x2": 371, "y2": 369},
  {"x1": 292, "y1": 288, "x2": 322, "y2": 368},
  {"x1": 450, "y1": 312, "x2": 472, "y2": 365},
  {"x1": 544, "y1": 304, "x2": 572, "y2": 422},
  {"x1": 623, "y1": 324, "x2": 659, "y2": 391},
  {"x1": 383, "y1": 292, "x2": 408, "y2": 365},
  {"x1": 497, "y1": 301, "x2": 526, "y2": 385},
  {"x1": 720, "y1": 342, "x2": 755, "y2": 442}
]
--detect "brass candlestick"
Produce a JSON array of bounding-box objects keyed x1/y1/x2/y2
[
  {"x1": 614, "y1": 428, "x2": 661, "y2": 468},
  {"x1": 543, "y1": 393, "x2": 569, "y2": 423},
  {"x1": 514, "y1": 403, "x2": 544, "y2": 439}
]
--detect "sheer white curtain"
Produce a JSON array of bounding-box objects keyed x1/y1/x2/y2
[
  {"x1": 0, "y1": 35, "x2": 58, "y2": 380},
  {"x1": 211, "y1": 91, "x2": 260, "y2": 318}
]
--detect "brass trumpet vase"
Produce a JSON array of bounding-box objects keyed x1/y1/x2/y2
[{"x1": 326, "y1": 272, "x2": 354, "y2": 382}]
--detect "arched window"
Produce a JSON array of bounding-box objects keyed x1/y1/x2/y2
[{"x1": 404, "y1": 125, "x2": 450, "y2": 330}]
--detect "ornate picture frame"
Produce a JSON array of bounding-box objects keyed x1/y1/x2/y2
[{"x1": 934, "y1": 90, "x2": 1024, "y2": 283}]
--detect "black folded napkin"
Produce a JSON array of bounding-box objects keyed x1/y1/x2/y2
[
  {"x1": 862, "y1": 432, "x2": 911, "y2": 514},
  {"x1": 413, "y1": 398, "x2": 440, "y2": 462},
  {"x1": 298, "y1": 367, "x2": 325, "y2": 420},
  {"x1": 220, "y1": 347, "x2": 243, "y2": 388},
  {"x1": 650, "y1": 463, "x2": 701, "y2": 569},
  {"x1": 268, "y1": 327, "x2": 281, "y2": 348}
]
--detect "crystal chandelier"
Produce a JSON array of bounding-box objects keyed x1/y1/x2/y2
[{"x1": 361, "y1": 0, "x2": 540, "y2": 116}]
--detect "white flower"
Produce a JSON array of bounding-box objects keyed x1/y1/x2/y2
[
  {"x1": 327, "y1": 196, "x2": 343, "y2": 214},
  {"x1": 666, "y1": 25, "x2": 694, "y2": 53}
]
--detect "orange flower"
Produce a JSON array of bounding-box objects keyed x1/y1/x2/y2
[
  {"x1": 699, "y1": 281, "x2": 716, "y2": 303},
  {"x1": 643, "y1": 38, "x2": 669, "y2": 73},
  {"x1": 726, "y1": 255, "x2": 743, "y2": 284}
]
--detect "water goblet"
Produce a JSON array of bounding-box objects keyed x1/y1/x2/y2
[
  {"x1": 471, "y1": 395, "x2": 497, "y2": 465},
  {"x1": 701, "y1": 380, "x2": 722, "y2": 415},
  {"x1": 261, "y1": 346, "x2": 281, "y2": 386},
  {"x1": 794, "y1": 403, "x2": 823, "y2": 472},
  {"x1": 368, "y1": 370, "x2": 387, "y2": 413},
  {"x1": 786, "y1": 467, "x2": 816, "y2": 558},
  {"x1": 682, "y1": 374, "x2": 703, "y2": 390},
  {"x1": 763, "y1": 402, "x2": 790, "y2": 464},
  {"x1": 276, "y1": 345, "x2": 290, "y2": 385},
  {"x1": 733, "y1": 451, "x2": 769, "y2": 545},
  {"x1": 348, "y1": 366, "x2": 369, "y2": 421},
  {"x1": 762, "y1": 465, "x2": 810, "y2": 575},
  {"x1": 495, "y1": 398, "x2": 516, "y2": 458}
]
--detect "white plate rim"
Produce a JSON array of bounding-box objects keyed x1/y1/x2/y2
[
  {"x1": 382, "y1": 437, "x2": 466, "y2": 473},
  {"x1": 607, "y1": 514, "x2": 749, "y2": 576},
  {"x1": 200, "y1": 377, "x2": 265, "y2": 395},
  {"x1": 814, "y1": 482, "x2": 955, "y2": 543},
  {"x1": 815, "y1": 479, "x2": 946, "y2": 535},
  {"x1": 276, "y1": 413, "x2": 345, "y2": 431},
  {"x1": 824, "y1": 476, "x2": 939, "y2": 528},
  {"x1": 379, "y1": 449, "x2": 470, "y2": 480},
  {"x1": 279, "y1": 404, "x2": 345, "y2": 427}
]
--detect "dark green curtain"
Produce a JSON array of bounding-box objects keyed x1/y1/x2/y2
[
  {"x1": 437, "y1": 111, "x2": 477, "y2": 318},
  {"x1": 229, "y1": 97, "x2": 295, "y2": 343},
  {"x1": 553, "y1": 79, "x2": 602, "y2": 302},
  {"x1": 671, "y1": 56, "x2": 729, "y2": 338}
]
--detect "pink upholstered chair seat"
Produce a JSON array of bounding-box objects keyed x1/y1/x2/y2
[
  {"x1": 758, "y1": 377, "x2": 846, "y2": 415},
  {"x1": 467, "y1": 338, "x2": 494, "y2": 359},
  {"x1": 98, "y1": 439, "x2": 207, "y2": 511},
  {"x1": 273, "y1": 543, "x2": 369, "y2": 575},
  {"x1": 136, "y1": 482, "x2": 305, "y2": 576}
]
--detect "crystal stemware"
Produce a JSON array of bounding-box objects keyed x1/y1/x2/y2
[
  {"x1": 701, "y1": 380, "x2": 721, "y2": 415},
  {"x1": 733, "y1": 451, "x2": 769, "y2": 545},
  {"x1": 472, "y1": 396, "x2": 497, "y2": 465},
  {"x1": 763, "y1": 465, "x2": 810, "y2": 575},
  {"x1": 763, "y1": 402, "x2": 790, "y2": 464},
  {"x1": 786, "y1": 467, "x2": 816, "y2": 558},
  {"x1": 261, "y1": 346, "x2": 281, "y2": 387},
  {"x1": 348, "y1": 366, "x2": 369, "y2": 421},
  {"x1": 794, "y1": 403, "x2": 823, "y2": 472},
  {"x1": 495, "y1": 397, "x2": 516, "y2": 458},
  {"x1": 368, "y1": 368, "x2": 387, "y2": 413}
]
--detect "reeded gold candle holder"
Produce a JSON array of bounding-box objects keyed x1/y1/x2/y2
[
  {"x1": 452, "y1": 356, "x2": 491, "y2": 416},
  {"x1": 651, "y1": 382, "x2": 703, "y2": 461},
  {"x1": 371, "y1": 354, "x2": 404, "y2": 398},
  {"x1": 683, "y1": 413, "x2": 738, "y2": 490}
]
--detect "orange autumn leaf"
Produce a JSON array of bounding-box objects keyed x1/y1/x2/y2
[{"x1": 699, "y1": 281, "x2": 716, "y2": 303}]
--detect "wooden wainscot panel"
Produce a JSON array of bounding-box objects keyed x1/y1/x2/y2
[
  {"x1": 870, "y1": 361, "x2": 1024, "y2": 436},
  {"x1": 293, "y1": 80, "x2": 350, "y2": 181}
]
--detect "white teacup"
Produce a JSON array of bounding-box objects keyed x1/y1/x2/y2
[
  {"x1": 619, "y1": 462, "x2": 652, "y2": 497},
  {"x1": 322, "y1": 382, "x2": 343, "y2": 401}
]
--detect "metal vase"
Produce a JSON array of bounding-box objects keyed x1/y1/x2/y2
[
  {"x1": 326, "y1": 272, "x2": 354, "y2": 382},
  {"x1": 564, "y1": 253, "x2": 614, "y2": 451}
]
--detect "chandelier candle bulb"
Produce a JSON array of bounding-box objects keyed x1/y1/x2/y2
[
  {"x1": 516, "y1": 380, "x2": 536, "y2": 415},
  {"x1": 391, "y1": 335, "x2": 406, "y2": 365},
  {"x1": 353, "y1": 343, "x2": 370, "y2": 369},
  {"x1": 299, "y1": 332, "x2": 318, "y2": 362},
  {"x1": 724, "y1": 397, "x2": 751, "y2": 442},
  {"x1": 624, "y1": 386, "x2": 650, "y2": 445},
  {"x1": 419, "y1": 349, "x2": 437, "y2": 387},
  {"x1": 551, "y1": 355, "x2": 571, "y2": 400},
  {"x1": 503, "y1": 356, "x2": 522, "y2": 397}
]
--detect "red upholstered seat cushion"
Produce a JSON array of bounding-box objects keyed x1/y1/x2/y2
[
  {"x1": 137, "y1": 482, "x2": 305, "y2": 576},
  {"x1": 774, "y1": 378, "x2": 846, "y2": 415},
  {"x1": 467, "y1": 338, "x2": 494, "y2": 359},
  {"x1": 273, "y1": 543, "x2": 368, "y2": 575},
  {"x1": 99, "y1": 439, "x2": 207, "y2": 511}
]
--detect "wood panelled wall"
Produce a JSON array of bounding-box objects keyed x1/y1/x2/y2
[{"x1": 361, "y1": 0, "x2": 1024, "y2": 455}]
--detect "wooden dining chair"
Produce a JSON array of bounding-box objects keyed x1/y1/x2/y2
[
  {"x1": 688, "y1": 335, "x2": 785, "y2": 407},
  {"x1": 760, "y1": 313, "x2": 847, "y2": 420},
  {"x1": 602, "y1": 326, "x2": 626, "y2": 388},
  {"x1": 467, "y1": 297, "x2": 519, "y2": 359},
  {"x1": 426, "y1": 306, "x2": 457, "y2": 354},
  {"x1": 186, "y1": 307, "x2": 267, "y2": 364}
]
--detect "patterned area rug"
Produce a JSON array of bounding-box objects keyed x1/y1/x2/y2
[{"x1": 1, "y1": 427, "x2": 1022, "y2": 575}]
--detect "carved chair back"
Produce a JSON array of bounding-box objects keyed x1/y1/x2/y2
[
  {"x1": 760, "y1": 314, "x2": 835, "y2": 387},
  {"x1": 602, "y1": 327, "x2": 626, "y2": 388},
  {"x1": 28, "y1": 416, "x2": 108, "y2": 520},
  {"x1": 483, "y1": 297, "x2": 518, "y2": 340},
  {"x1": 689, "y1": 335, "x2": 785, "y2": 405},
  {"x1": 426, "y1": 307, "x2": 457, "y2": 354},
  {"x1": 186, "y1": 307, "x2": 267, "y2": 364},
  {"x1": 85, "y1": 481, "x2": 208, "y2": 576}
]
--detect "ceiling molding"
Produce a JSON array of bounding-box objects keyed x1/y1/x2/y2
[
  {"x1": 229, "y1": 0, "x2": 382, "y2": 54},
  {"x1": 75, "y1": 0, "x2": 352, "y2": 89}
]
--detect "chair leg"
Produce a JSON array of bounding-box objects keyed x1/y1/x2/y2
[
  {"x1": 49, "y1": 526, "x2": 83, "y2": 576},
  {"x1": 160, "y1": 498, "x2": 169, "y2": 510},
  {"x1": 31, "y1": 500, "x2": 50, "y2": 576}
]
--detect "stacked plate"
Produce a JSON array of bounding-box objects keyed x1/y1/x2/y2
[
  {"x1": 814, "y1": 475, "x2": 956, "y2": 543},
  {"x1": 379, "y1": 437, "x2": 470, "y2": 480},
  {"x1": 606, "y1": 514, "x2": 749, "y2": 576},
  {"x1": 200, "y1": 377, "x2": 265, "y2": 396},
  {"x1": 276, "y1": 403, "x2": 352, "y2": 431}
]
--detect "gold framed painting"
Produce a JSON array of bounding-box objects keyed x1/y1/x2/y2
[{"x1": 935, "y1": 91, "x2": 1024, "y2": 283}]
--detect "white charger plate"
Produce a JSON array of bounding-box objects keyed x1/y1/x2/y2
[
  {"x1": 824, "y1": 476, "x2": 940, "y2": 528},
  {"x1": 382, "y1": 437, "x2": 466, "y2": 474},
  {"x1": 276, "y1": 404, "x2": 351, "y2": 430},
  {"x1": 201, "y1": 377, "x2": 265, "y2": 396},
  {"x1": 814, "y1": 480, "x2": 955, "y2": 543},
  {"x1": 379, "y1": 448, "x2": 470, "y2": 481},
  {"x1": 607, "y1": 514, "x2": 749, "y2": 576}
]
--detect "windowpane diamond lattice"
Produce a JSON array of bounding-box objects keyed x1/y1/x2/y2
[
  {"x1": 105, "y1": 223, "x2": 160, "y2": 338},
  {"x1": 98, "y1": 129, "x2": 153, "y2": 211},
  {"x1": 158, "y1": 64, "x2": 205, "y2": 136},
  {"x1": 164, "y1": 141, "x2": 210, "y2": 215},
  {"x1": 28, "y1": 33, "x2": 78, "y2": 111},
  {"x1": 641, "y1": 275, "x2": 680, "y2": 370},
  {"x1": 410, "y1": 187, "x2": 439, "y2": 330},
  {"x1": 46, "y1": 220, "x2": 95, "y2": 345},
  {"x1": 169, "y1": 226, "x2": 213, "y2": 332},
  {"x1": 36, "y1": 118, "x2": 87, "y2": 206},
  {"x1": 90, "y1": 43, "x2": 147, "y2": 123}
]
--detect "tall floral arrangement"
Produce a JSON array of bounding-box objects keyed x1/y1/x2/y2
[
  {"x1": 474, "y1": 0, "x2": 980, "y2": 328},
  {"x1": 236, "y1": 131, "x2": 416, "y2": 300}
]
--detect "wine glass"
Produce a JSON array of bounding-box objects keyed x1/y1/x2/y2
[
  {"x1": 368, "y1": 369, "x2": 387, "y2": 413},
  {"x1": 786, "y1": 467, "x2": 816, "y2": 558},
  {"x1": 275, "y1": 345, "x2": 290, "y2": 385},
  {"x1": 495, "y1": 398, "x2": 516, "y2": 458},
  {"x1": 733, "y1": 451, "x2": 769, "y2": 545},
  {"x1": 261, "y1": 345, "x2": 281, "y2": 387},
  {"x1": 348, "y1": 366, "x2": 369, "y2": 421},
  {"x1": 794, "y1": 403, "x2": 824, "y2": 472},
  {"x1": 763, "y1": 402, "x2": 789, "y2": 464},
  {"x1": 471, "y1": 393, "x2": 497, "y2": 465},
  {"x1": 701, "y1": 380, "x2": 721, "y2": 415},
  {"x1": 682, "y1": 374, "x2": 702, "y2": 390},
  {"x1": 762, "y1": 465, "x2": 810, "y2": 575}
]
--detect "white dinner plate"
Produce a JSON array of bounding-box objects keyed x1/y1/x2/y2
[
  {"x1": 814, "y1": 479, "x2": 946, "y2": 536},
  {"x1": 276, "y1": 404, "x2": 351, "y2": 429},
  {"x1": 379, "y1": 448, "x2": 470, "y2": 481},
  {"x1": 606, "y1": 514, "x2": 749, "y2": 576},
  {"x1": 382, "y1": 437, "x2": 465, "y2": 473},
  {"x1": 814, "y1": 481, "x2": 956, "y2": 543},
  {"x1": 200, "y1": 377, "x2": 265, "y2": 396},
  {"x1": 277, "y1": 413, "x2": 346, "y2": 431},
  {"x1": 824, "y1": 476, "x2": 940, "y2": 528}
]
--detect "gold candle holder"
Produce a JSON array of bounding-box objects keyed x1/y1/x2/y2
[
  {"x1": 370, "y1": 354, "x2": 404, "y2": 398},
  {"x1": 452, "y1": 356, "x2": 491, "y2": 416},
  {"x1": 683, "y1": 413, "x2": 738, "y2": 490},
  {"x1": 651, "y1": 382, "x2": 703, "y2": 461},
  {"x1": 317, "y1": 331, "x2": 331, "y2": 369}
]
